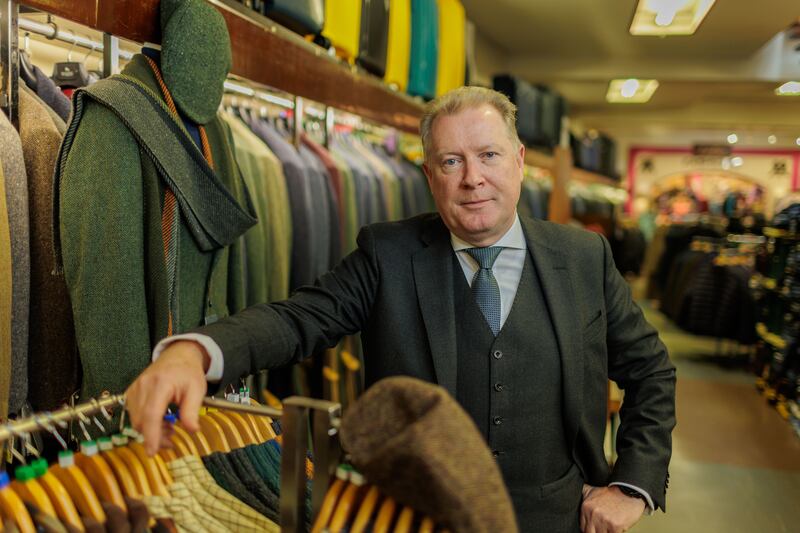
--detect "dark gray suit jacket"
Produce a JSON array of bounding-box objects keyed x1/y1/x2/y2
[{"x1": 200, "y1": 213, "x2": 676, "y2": 510}]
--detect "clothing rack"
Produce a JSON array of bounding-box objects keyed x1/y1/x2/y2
[{"x1": 0, "y1": 393, "x2": 342, "y2": 533}]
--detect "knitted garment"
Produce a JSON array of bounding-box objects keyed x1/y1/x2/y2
[
  {"x1": 0, "y1": 162, "x2": 11, "y2": 419},
  {"x1": 55, "y1": 54, "x2": 255, "y2": 398},
  {"x1": 340, "y1": 376, "x2": 518, "y2": 533}
]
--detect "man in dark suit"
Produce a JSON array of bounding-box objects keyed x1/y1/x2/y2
[{"x1": 126, "y1": 86, "x2": 675, "y2": 533}]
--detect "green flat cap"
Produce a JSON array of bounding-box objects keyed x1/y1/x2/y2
[{"x1": 161, "y1": 0, "x2": 232, "y2": 124}]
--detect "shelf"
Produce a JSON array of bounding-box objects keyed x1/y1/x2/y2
[
  {"x1": 525, "y1": 150, "x2": 624, "y2": 189},
  {"x1": 19, "y1": 0, "x2": 424, "y2": 133},
  {"x1": 756, "y1": 323, "x2": 787, "y2": 350}
]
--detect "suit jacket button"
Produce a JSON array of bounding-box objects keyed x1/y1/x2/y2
[
  {"x1": 493, "y1": 416, "x2": 503, "y2": 426},
  {"x1": 494, "y1": 383, "x2": 504, "y2": 392},
  {"x1": 493, "y1": 350, "x2": 503, "y2": 359}
]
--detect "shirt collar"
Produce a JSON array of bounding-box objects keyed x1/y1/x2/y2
[{"x1": 450, "y1": 214, "x2": 526, "y2": 252}]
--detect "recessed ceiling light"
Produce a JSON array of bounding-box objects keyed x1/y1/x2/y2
[
  {"x1": 768, "y1": 135, "x2": 777, "y2": 144},
  {"x1": 606, "y1": 79, "x2": 659, "y2": 103},
  {"x1": 731, "y1": 156, "x2": 743, "y2": 167},
  {"x1": 796, "y1": 137, "x2": 800, "y2": 146},
  {"x1": 630, "y1": 0, "x2": 716, "y2": 36},
  {"x1": 727, "y1": 133, "x2": 738, "y2": 144},
  {"x1": 775, "y1": 81, "x2": 800, "y2": 96}
]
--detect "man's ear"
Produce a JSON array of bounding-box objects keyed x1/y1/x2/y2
[{"x1": 422, "y1": 162, "x2": 433, "y2": 186}]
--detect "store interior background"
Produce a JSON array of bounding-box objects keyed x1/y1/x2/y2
[{"x1": 4, "y1": 0, "x2": 800, "y2": 531}]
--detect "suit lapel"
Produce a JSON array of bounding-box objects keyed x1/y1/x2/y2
[
  {"x1": 521, "y1": 217, "x2": 584, "y2": 450},
  {"x1": 412, "y1": 217, "x2": 458, "y2": 398}
]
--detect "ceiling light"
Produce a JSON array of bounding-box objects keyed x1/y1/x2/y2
[
  {"x1": 727, "y1": 133, "x2": 738, "y2": 144},
  {"x1": 731, "y1": 156, "x2": 743, "y2": 167},
  {"x1": 630, "y1": 0, "x2": 716, "y2": 36},
  {"x1": 775, "y1": 81, "x2": 800, "y2": 96},
  {"x1": 768, "y1": 135, "x2": 777, "y2": 144},
  {"x1": 607, "y1": 79, "x2": 659, "y2": 103},
  {"x1": 796, "y1": 137, "x2": 800, "y2": 146}
]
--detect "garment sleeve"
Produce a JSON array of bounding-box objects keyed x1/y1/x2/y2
[
  {"x1": 600, "y1": 233, "x2": 676, "y2": 511},
  {"x1": 60, "y1": 103, "x2": 152, "y2": 398},
  {"x1": 195, "y1": 224, "x2": 380, "y2": 389}
]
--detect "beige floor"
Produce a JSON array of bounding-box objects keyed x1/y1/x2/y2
[{"x1": 633, "y1": 303, "x2": 800, "y2": 533}]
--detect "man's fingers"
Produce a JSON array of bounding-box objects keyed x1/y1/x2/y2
[
  {"x1": 178, "y1": 378, "x2": 206, "y2": 433},
  {"x1": 138, "y1": 384, "x2": 174, "y2": 456}
]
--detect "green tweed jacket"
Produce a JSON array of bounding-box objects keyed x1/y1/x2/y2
[{"x1": 57, "y1": 54, "x2": 255, "y2": 400}]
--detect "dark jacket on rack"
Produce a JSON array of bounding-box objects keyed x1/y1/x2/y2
[
  {"x1": 18, "y1": 88, "x2": 81, "y2": 411},
  {"x1": 198, "y1": 214, "x2": 676, "y2": 524},
  {"x1": 55, "y1": 54, "x2": 255, "y2": 400}
]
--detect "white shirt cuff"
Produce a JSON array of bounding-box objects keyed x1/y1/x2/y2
[
  {"x1": 609, "y1": 482, "x2": 655, "y2": 515},
  {"x1": 151, "y1": 333, "x2": 224, "y2": 383}
]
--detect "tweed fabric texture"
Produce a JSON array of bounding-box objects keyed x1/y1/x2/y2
[
  {"x1": 160, "y1": 0, "x2": 231, "y2": 124},
  {"x1": 23, "y1": 84, "x2": 67, "y2": 134},
  {"x1": 182, "y1": 455, "x2": 279, "y2": 532},
  {"x1": 0, "y1": 110, "x2": 29, "y2": 414},
  {"x1": 466, "y1": 246, "x2": 503, "y2": 335},
  {"x1": 202, "y1": 453, "x2": 273, "y2": 518},
  {"x1": 18, "y1": 88, "x2": 80, "y2": 411},
  {"x1": 227, "y1": 448, "x2": 280, "y2": 522},
  {"x1": 340, "y1": 376, "x2": 518, "y2": 533},
  {"x1": 0, "y1": 162, "x2": 11, "y2": 419},
  {"x1": 168, "y1": 457, "x2": 260, "y2": 533},
  {"x1": 167, "y1": 481, "x2": 230, "y2": 533}
]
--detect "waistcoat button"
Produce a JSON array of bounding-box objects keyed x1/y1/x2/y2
[{"x1": 493, "y1": 350, "x2": 503, "y2": 359}]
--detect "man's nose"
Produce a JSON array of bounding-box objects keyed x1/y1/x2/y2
[{"x1": 461, "y1": 159, "x2": 484, "y2": 187}]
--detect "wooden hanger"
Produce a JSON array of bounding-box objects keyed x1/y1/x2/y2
[
  {"x1": 217, "y1": 411, "x2": 258, "y2": 446},
  {"x1": 167, "y1": 434, "x2": 191, "y2": 458},
  {"x1": 329, "y1": 482, "x2": 365, "y2": 532},
  {"x1": 31, "y1": 459, "x2": 84, "y2": 532},
  {"x1": 152, "y1": 454, "x2": 174, "y2": 486},
  {"x1": 74, "y1": 447, "x2": 128, "y2": 513},
  {"x1": 418, "y1": 516, "x2": 435, "y2": 533},
  {"x1": 373, "y1": 497, "x2": 397, "y2": 533},
  {"x1": 50, "y1": 452, "x2": 107, "y2": 524},
  {"x1": 9, "y1": 467, "x2": 56, "y2": 517},
  {"x1": 171, "y1": 425, "x2": 199, "y2": 457},
  {"x1": 98, "y1": 441, "x2": 140, "y2": 500},
  {"x1": 158, "y1": 448, "x2": 179, "y2": 463},
  {"x1": 127, "y1": 441, "x2": 170, "y2": 498},
  {"x1": 311, "y1": 478, "x2": 346, "y2": 533},
  {"x1": 248, "y1": 399, "x2": 277, "y2": 440},
  {"x1": 176, "y1": 425, "x2": 211, "y2": 457},
  {"x1": 350, "y1": 486, "x2": 381, "y2": 533},
  {"x1": 393, "y1": 506, "x2": 414, "y2": 533},
  {"x1": 197, "y1": 413, "x2": 231, "y2": 453},
  {"x1": 205, "y1": 411, "x2": 247, "y2": 449},
  {"x1": 111, "y1": 443, "x2": 152, "y2": 497},
  {"x1": 0, "y1": 476, "x2": 36, "y2": 533}
]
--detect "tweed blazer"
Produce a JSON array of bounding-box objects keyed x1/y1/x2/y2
[
  {"x1": 18, "y1": 88, "x2": 80, "y2": 411},
  {"x1": 200, "y1": 213, "x2": 676, "y2": 509},
  {"x1": 0, "y1": 162, "x2": 11, "y2": 419},
  {"x1": 0, "y1": 111, "x2": 29, "y2": 415}
]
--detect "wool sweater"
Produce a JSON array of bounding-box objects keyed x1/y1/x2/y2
[
  {"x1": 57, "y1": 54, "x2": 255, "y2": 399},
  {"x1": 0, "y1": 162, "x2": 12, "y2": 419}
]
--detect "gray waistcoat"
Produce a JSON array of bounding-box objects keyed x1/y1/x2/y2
[{"x1": 455, "y1": 250, "x2": 583, "y2": 532}]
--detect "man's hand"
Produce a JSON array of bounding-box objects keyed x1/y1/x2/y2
[
  {"x1": 125, "y1": 340, "x2": 210, "y2": 456},
  {"x1": 580, "y1": 484, "x2": 646, "y2": 533}
]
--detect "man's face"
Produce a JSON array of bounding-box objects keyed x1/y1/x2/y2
[{"x1": 423, "y1": 104, "x2": 525, "y2": 247}]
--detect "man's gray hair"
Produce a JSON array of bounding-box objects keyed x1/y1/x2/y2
[{"x1": 419, "y1": 86, "x2": 521, "y2": 161}]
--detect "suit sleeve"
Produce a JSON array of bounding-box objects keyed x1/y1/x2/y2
[
  {"x1": 600, "y1": 234, "x2": 676, "y2": 511},
  {"x1": 197, "y1": 224, "x2": 380, "y2": 388}
]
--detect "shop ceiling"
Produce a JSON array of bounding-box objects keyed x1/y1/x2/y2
[{"x1": 462, "y1": 0, "x2": 800, "y2": 146}]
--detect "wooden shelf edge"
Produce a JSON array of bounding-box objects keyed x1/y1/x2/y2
[
  {"x1": 20, "y1": 0, "x2": 424, "y2": 133},
  {"x1": 525, "y1": 150, "x2": 624, "y2": 189}
]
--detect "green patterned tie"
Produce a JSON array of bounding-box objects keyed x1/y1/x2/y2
[{"x1": 466, "y1": 247, "x2": 504, "y2": 336}]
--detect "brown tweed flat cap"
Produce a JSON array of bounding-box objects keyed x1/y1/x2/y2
[{"x1": 340, "y1": 376, "x2": 519, "y2": 533}]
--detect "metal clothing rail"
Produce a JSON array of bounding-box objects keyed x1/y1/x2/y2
[{"x1": 0, "y1": 392, "x2": 341, "y2": 533}]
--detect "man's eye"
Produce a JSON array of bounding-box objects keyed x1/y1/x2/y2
[
  {"x1": 444, "y1": 159, "x2": 458, "y2": 166},
  {"x1": 484, "y1": 152, "x2": 497, "y2": 159}
]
